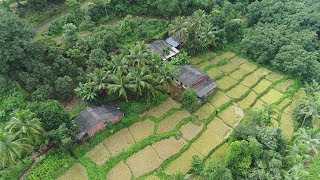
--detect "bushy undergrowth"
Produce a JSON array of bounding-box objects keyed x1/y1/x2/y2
[
  {"x1": 0, "y1": 157, "x2": 33, "y2": 180},
  {"x1": 27, "y1": 149, "x2": 75, "y2": 180}
]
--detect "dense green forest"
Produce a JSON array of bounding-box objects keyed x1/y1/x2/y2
[{"x1": 0, "y1": 0, "x2": 319, "y2": 179}]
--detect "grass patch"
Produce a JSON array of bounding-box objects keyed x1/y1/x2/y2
[
  {"x1": 146, "y1": 98, "x2": 180, "y2": 118},
  {"x1": 241, "y1": 73, "x2": 260, "y2": 88},
  {"x1": 226, "y1": 84, "x2": 249, "y2": 99},
  {"x1": 253, "y1": 79, "x2": 273, "y2": 94},
  {"x1": 218, "y1": 104, "x2": 244, "y2": 128},
  {"x1": 218, "y1": 62, "x2": 239, "y2": 73},
  {"x1": 280, "y1": 113, "x2": 294, "y2": 139},
  {"x1": 308, "y1": 156, "x2": 320, "y2": 180},
  {"x1": 229, "y1": 68, "x2": 250, "y2": 80},
  {"x1": 191, "y1": 130, "x2": 224, "y2": 157},
  {"x1": 207, "y1": 67, "x2": 223, "y2": 79},
  {"x1": 260, "y1": 89, "x2": 283, "y2": 105},
  {"x1": 85, "y1": 143, "x2": 111, "y2": 166},
  {"x1": 57, "y1": 163, "x2": 88, "y2": 180},
  {"x1": 207, "y1": 117, "x2": 232, "y2": 139},
  {"x1": 239, "y1": 62, "x2": 258, "y2": 72},
  {"x1": 275, "y1": 79, "x2": 295, "y2": 93},
  {"x1": 158, "y1": 110, "x2": 190, "y2": 133},
  {"x1": 210, "y1": 91, "x2": 231, "y2": 108},
  {"x1": 238, "y1": 91, "x2": 258, "y2": 110},
  {"x1": 216, "y1": 76, "x2": 238, "y2": 91},
  {"x1": 194, "y1": 103, "x2": 216, "y2": 121},
  {"x1": 206, "y1": 142, "x2": 229, "y2": 164},
  {"x1": 265, "y1": 72, "x2": 285, "y2": 82}
]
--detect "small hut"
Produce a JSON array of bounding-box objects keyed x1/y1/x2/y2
[
  {"x1": 73, "y1": 105, "x2": 124, "y2": 140},
  {"x1": 176, "y1": 65, "x2": 217, "y2": 99},
  {"x1": 149, "y1": 40, "x2": 180, "y2": 60}
]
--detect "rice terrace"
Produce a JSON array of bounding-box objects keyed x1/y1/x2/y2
[
  {"x1": 1, "y1": 0, "x2": 320, "y2": 179},
  {"x1": 56, "y1": 51, "x2": 306, "y2": 179}
]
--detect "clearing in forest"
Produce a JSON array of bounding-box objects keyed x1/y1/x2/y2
[{"x1": 58, "y1": 51, "x2": 306, "y2": 179}]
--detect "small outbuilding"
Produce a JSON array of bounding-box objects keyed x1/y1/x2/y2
[
  {"x1": 176, "y1": 65, "x2": 217, "y2": 99},
  {"x1": 149, "y1": 40, "x2": 180, "y2": 60},
  {"x1": 74, "y1": 105, "x2": 124, "y2": 140}
]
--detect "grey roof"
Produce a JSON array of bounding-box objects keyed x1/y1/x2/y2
[
  {"x1": 149, "y1": 40, "x2": 171, "y2": 55},
  {"x1": 177, "y1": 65, "x2": 217, "y2": 98},
  {"x1": 165, "y1": 37, "x2": 180, "y2": 48},
  {"x1": 177, "y1": 65, "x2": 207, "y2": 87},
  {"x1": 196, "y1": 80, "x2": 217, "y2": 98},
  {"x1": 74, "y1": 105, "x2": 123, "y2": 139}
]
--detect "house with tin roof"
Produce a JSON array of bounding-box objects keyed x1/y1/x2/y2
[
  {"x1": 73, "y1": 105, "x2": 124, "y2": 140},
  {"x1": 176, "y1": 65, "x2": 217, "y2": 99},
  {"x1": 149, "y1": 38, "x2": 180, "y2": 60}
]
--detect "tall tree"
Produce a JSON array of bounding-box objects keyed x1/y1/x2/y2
[
  {"x1": 0, "y1": 9, "x2": 34, "y2": 75},
  {"x1": 0, "y1": 133, "x2": 31, "y2": 167},
  {"x1": 5, "y1": 110, "x2": 43, "y2": 142}
]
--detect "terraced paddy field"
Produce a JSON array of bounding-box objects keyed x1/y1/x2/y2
[{"x1": 58, "y1": 51, "x2": 306, "y2": 180}]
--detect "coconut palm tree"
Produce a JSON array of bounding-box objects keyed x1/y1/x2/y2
[
  {"x1": 110, "y1": 54, "x2": 128, "y2": 73},
  {"x1": 107, "y1": 71, "x2": 130, "y2": 102},
  {"x1": 128, "y1": 67, "x2": 153, "y2": 97},
  {"x1": 0, "y1": 133, "x2": 31, "y2": 167},
  {"x1": 127, "y1": 42, "x2": 150, "y2": 67},
  {"x1": 169, "y1": 16, "x2": 189, "y2": 43},
  {"x1": 296, "y1": 96, "x2": 320, "y2": 127},
  {"x1": 5, "y1": 110, "x2": 43, "y2": 142},
  {"x1": 88, "y1": 68, "x2": 110, "y2": 91},
  {"x1": 157, "y1": 63, "x2": 177, "y2": 92}
]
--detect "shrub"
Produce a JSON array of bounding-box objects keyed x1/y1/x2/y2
[
  {"x1": 190, "y1": 155, "x2": 204, "y2": 174},
  {"x1": 170, "y1": 52, "x2": 191, "y2": 66},
  {"x1": 31, "y1": 85, "x2": 53, "y2": 101},
  {"x1": 293, "y1": 95, "x2": 320, "y2": 128},
  {"x1": 27, "y1": 149, "x2": 75, "y2": 180},
  {"x1": 54, "y1": 76, "x2": 73, "y2": 100},
  {"x1": 0, "y1": 157, "x2": 33, "y2": 180},
  {"x1": 28, "y1": 100, "x2": 70, "y2": 131},
  {"x1": 181, "y1": 88, "x2": 199, "y2": 112},
  {"x1": 204, "y1": 161, "x2": 233, "y2": 180}
]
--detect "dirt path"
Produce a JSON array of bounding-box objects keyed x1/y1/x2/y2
[
  {"x1": 35, "y1": 13, "x2": 66, "y2": 32},
  {"x1": 19, "y1": 153, "x2": 42, "y2": 180}
]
